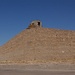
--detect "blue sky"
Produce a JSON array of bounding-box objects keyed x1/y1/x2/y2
[{"x1": 0, "y1": 0, "x2": 75, "y2": 46}]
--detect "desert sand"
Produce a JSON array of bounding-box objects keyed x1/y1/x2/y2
[{"x1": 0, "y1": 64, "x2": 75, "y2": 75}]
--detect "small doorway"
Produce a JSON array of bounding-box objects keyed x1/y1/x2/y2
[{"x1": 38, "y1": 22, "x2": 40, "y2": 26}]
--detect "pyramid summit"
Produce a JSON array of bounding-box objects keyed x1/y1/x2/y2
[
  {"x1": 27, "y1": 20, "x2": 42, "y2": 29},
  {"x1": 0, "y1": 22, "x2": 75, "y2": 64}
]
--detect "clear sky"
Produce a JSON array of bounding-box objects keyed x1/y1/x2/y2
[{"x1": 0, "y1": 0, "x2": 75, "y2": 46}]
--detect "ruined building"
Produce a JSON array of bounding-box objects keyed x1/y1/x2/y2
[{"x1": 27, "y1": 20, "x2": 42, "y2": 29}]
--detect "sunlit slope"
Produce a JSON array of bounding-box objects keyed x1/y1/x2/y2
[{"x1": 0, "y1": 28, "x2": 75, "y2": 64}]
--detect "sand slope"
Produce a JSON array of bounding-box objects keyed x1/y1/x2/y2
[{"x1": 0, "y1": 28, "x2": 75, "y2": 64}]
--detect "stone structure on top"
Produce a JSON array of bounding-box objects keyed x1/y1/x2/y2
[{"x1": 27, "y1": 20, "x2": 42, "y2": 29}]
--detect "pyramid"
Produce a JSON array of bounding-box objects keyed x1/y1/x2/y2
[{"x1": 0, "y1": 26, "x2": 75, "y2": 64}]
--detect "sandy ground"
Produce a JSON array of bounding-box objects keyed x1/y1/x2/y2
[
  {"x1": 0, "y1": 64, "x2": 75, "y2": 75},
  {"x1": 0, "y1": 70, "x2": 75, "y2": 75},
  {"x1": 0, "y1": 64, "x2": 75, "y2": 71}
]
